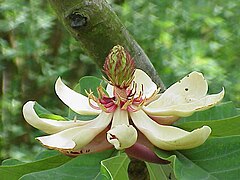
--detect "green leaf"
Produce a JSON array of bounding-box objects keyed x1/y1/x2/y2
[
  {"x1": 33, "y1": 102, "x2": 51, "y2": 115},
  {"x1": 2, "y1": 150, "x2": 60, "y2": 166},
  {"x1": 1, "y1": 159, "x2": 24, "y2": 166},
  {"x1": 34, "y1": 150, "x2": 60, "y2": 160},
  {"x1": 79, "y1": 76, "x2": 106, "y2": 97},
  {"x1": 0, "y1": 154, "x2": 71, "y2": 180},
  {"x1": 177, "y1": 115, "x2": 240, "y2": 137},
  {"x1": 176, "y1": 102, "x2": 240, "y2": 124},
  {"x1": 174, "y1": 101, "x2": 240, "y2": 137},
  {"x1": 101, "y1": 153, "x2": 130, "y2": 180},
  {"x1": 145, "y1": 162, "x2": 176, "y2": 180},
  {"x1": 20, "y1": 150, "x2": 115, "y2": 180},
  {"x1": 155, "y1": 135, "x2": 240, "y2": 180},
  {"x1": 34, "y1": 102, "x2": 66, "y2": 121}
]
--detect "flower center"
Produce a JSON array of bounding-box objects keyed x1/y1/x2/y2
[{"x1": 86, "y1": 82, "x2": 159, "y2": 113}]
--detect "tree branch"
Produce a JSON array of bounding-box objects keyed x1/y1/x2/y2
[{"x1": 48, "y1": 0, "x2": 165, "y2": 90}]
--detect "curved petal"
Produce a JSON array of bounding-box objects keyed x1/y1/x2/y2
[
  {"x1": 147, "y1": 71, "x2": 208, "y2": 108},
  {"x1": 144, "y1": 88, "x2": 224, "y2": 117},
  {"x1": 106, "y1": 108, "x2": 137, "y2": 149},
  {"x1": 55, "y1": 77, "x2": 101, "y2": 115},
  {"x1": 107, "y1": 124, "x2": 137, "y2": 150},
  {"x1": 36, "y1": 112, "x2": 113, "y2": 150},
  {"x1": 131, "y1": 69, "x2": 158, "y2": 98},
  {"x1": 60, "y1": 128, "x2": 113, "y2": 157},
  {"x1": 23, "y1": 101, "x2": 93, "y2": 134},
  {"x1": 130, "y1": 110, "x2": 211, "y2": 150}
]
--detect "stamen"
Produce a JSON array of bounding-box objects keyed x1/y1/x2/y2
[
  {"x1": 145, "y1": 88, "x2": 161, "y2": 104},
  {"x1": 121, "y1": 99, "x2": 132, "y2": 110},
  {"x1": 86, "y1": 90, "x2": 101, "y2": 110},
  {"x1": 127, "y1": 105, "x2": 138, "y2": 112},
  {"x1": 85, "y1": 77, "x2": 159, "y2": 114},
  {"x1": 127, "y1": 82, "x2": 137, "y2": 98},
  {"x1": 97, "y1": 86, "x2": 107, "y2": 99}
]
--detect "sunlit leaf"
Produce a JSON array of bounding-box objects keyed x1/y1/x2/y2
[
  {"x1": 34, "y1": 102, "x2": 66, "y2": 121},
  {"x1": 101, "y1": 153, "x2": 130, "y2": 180},
  {"x1": 34, "y1": 102, "x2": 51, "y2": 115}
]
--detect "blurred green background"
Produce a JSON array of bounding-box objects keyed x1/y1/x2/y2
[{"x1": 1, "y1": 0, "x2": 239, "y2": 162}]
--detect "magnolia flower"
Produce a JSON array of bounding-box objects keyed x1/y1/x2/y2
[{"x1": 23, "y1": 45, "x2": 224, "y2": 162}]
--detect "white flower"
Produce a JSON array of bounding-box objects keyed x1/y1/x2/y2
[{"x1": 23, "y1": 69, "x2": 224, "y2": 156}]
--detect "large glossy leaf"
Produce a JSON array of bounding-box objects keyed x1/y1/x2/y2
[
  {"x1": 155, "y1": 135, "x2": 240, "y2": 180},
  {"x1": 20, "y1": 150, "x2": 115, "y2": 180},
  {"x1": 176, "y1": 101, "x2": 240, "y2": 124},
  {"x1": 101, "y1": 153, "x2": 130, "y2": 180},
  {"x1": 145, "y1": 162, "x2": 176, "y2": 180},
  {"x1": 0, "y1": 154, "x2": 71, "y2": 180},
  {"x1": 177, "y1": 115, "x2": 240, "y2": 137}
]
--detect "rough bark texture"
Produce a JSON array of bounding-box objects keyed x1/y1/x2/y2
[{"x1": 48, "y1": 0, "x2": 165, "y2": 90}]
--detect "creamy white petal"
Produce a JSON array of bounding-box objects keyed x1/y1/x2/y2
[
  {"x1": 149, "y1": 115, "x2": 180, "y2": 125},
  {"x1": 144, "y1": 88, "x2": 224, "y2": 117},
  {"x1": 107, "y1": 124, "x2": 137, "y2": 150},
  {"x1": 131, "y1": 69, "x2": 157, "y2": 98},
  {"x1": 23, "y1": 101, "x2": 93, "y2": 134},
  {"x1": 111, "y1": 107, "x2": 129, "y2": 126},
  {"x1": 36, "y1": 112, "x2": 113, "y2": 150},
  {"x1": 130, "y1": 110, "x2": 211, "y2": 150},
  {"x1": 147, "y1": 71, "x2": 208, "y2": 108},
  {"x1": 55, "y1": 77, "x2": 101, "y2": 115},
  {"x1": 106, "y1": 108, "x2": 137, "y2": 149},
  {"x1": 59, "y1": 129, "x2": 113, "y2": 156}
]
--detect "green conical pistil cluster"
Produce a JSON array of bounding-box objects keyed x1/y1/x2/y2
[{"x1": 103, "y1": 45, "x2": 135, "y2": 89}]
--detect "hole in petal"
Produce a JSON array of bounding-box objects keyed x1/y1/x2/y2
[
  {"x1": 185, "y1": 88, "x2": 189, "y2": 91},
  {"x1": 109, "y1": 134, "x2": 118, "y2": 140}
]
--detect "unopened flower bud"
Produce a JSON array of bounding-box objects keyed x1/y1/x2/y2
[{"x1": 103, "y1": 45, "x2": 135, "y2": 88}]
